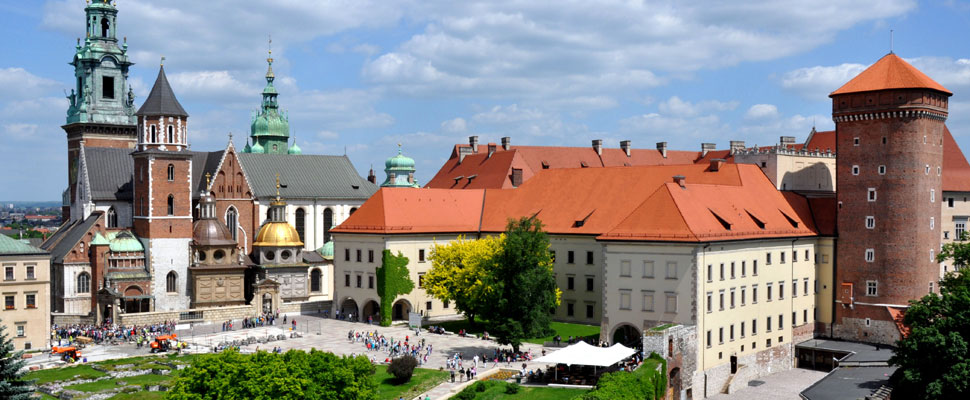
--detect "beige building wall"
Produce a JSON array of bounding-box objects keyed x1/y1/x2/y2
[
  {"x1": 734, "y1": 150, "x2": 836, "y2": 192},
  {"x1": 600, "y1": 242, "x2": 696, "y2": 343},
  {"x1": 306, "y1": 262, "x2": 334, "y2": 302},
  {"x1": 814, "y1": 237, "x2": 836, "y2": 331},
  {"x1": 940, "y1": 191, "x2": 970, "y2": 276},
  {"x1": 550, "y1": 235, "x2": 604, "y2": 325},
  {"x1": 1, "y1": 253, "x2": 51, "y2": 351}
]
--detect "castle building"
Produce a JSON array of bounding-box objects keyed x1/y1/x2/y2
[
  {"x1": 44, "y1": 0, "x2": 373, "y2": 324},
  {"x1": 0, "y1": 235, "x2": 51, "y2": 351}
]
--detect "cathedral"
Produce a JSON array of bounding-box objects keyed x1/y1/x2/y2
[{"x1": 42, "y1": 0, "x2": 376, "y2": 324}]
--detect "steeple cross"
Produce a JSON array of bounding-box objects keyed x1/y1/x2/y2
[
  {"x1": 205, "y1": 172, "x2": 211, "y2": 189},
  {"x1": 275, "y1": 172, "x2": 281, "y2": 200}
]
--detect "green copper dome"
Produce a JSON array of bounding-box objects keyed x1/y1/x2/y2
[
  {"x1": 250, "y1": 140, "x2": 265, "y2": 154},
  {"x1": 385, "y1": 148, "x2": 415, "y2": 169},
  {"x1": 243, "y1": 139, "x2": 252, "y2": 153},
  {"x1": 108, "y1": 231, "x2": 144, "y2": 253},
  {"x1": 316, "y1": 241, "x2": 334, "y2": 260},
  {"x1": 381, "y1": 145, "x2": 420, "y2": 188},
  {"x1": 249, "y1": 51, "x2": 290, "y2": 154},
  {"x1": 288, "y1": 141, "x2": 302, "y2": 155},
  {"x1": 90, "y1": 233, "x2": 110, "y2": 246}
]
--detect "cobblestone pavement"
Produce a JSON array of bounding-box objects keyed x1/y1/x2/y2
[{"x1": 706, "y1": 368, "x2": 828, "y2": 400}]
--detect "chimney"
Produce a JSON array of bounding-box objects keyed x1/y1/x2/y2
[
  {"x1": 620, "y1": 140, "x2": 631, "y2": 157},
  {"x1": 657, "y1": 142, "x2": 668, "y2": 158},
  {"x1": 709, "y1": 158, "x2": 725, "y2": 172},
  {"x1": 729, "y1": 140, "x2": 746, "y2": 154},
  {"x1": 501, "y1": 136, "x2": 511, "y2": 151},
  {"x1": 701, "y1": 143, "x2": 716, "y2": 157},
  {"x1": 511, "y1": 168, "x2": 523, "y2": 187},
  {"x1": 469, "y1": 136, "x2": 479, "y2": 153},
  {"x1": 367, "y1": 167, "x2": 377, "y2": 184},
  {"x1": 487, "y1": 143, "x2": 497, "y2": 158},
  {"x1": 592, "y1": 139, "x2": 603, "y2": 155},
  {"x1": 673, "y1": 175, "x2": 686, "y2": 188},
  {"x1": 780, "y1": 136, "x2": 796, "y2": 146},
  {"x1": 458, "y1": 146, "x2": 472, "y2": 164}
]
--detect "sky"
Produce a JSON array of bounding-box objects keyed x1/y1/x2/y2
[{"x1": 2, "y1": 0, "x2": 970, "y2": 201}]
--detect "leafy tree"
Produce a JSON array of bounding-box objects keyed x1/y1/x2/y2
[
  {"x1": 387, "y1": 355, "x2": 417, "y2": 383},
  {"x1": 582, "y1": 353, "x2": 666, "y2": 400},
  {"x1": 939, "y1": 231, "x2": 970, "y2": 268},
  {"x1": 0, "y1": 321, "x2": 33, "y2": 400},
  {"x1": 166, "y1": 349, "x2": 377, "y2": 400},
  {"x1": 889, "y1": 270, "x2": 970, "y2": 399},
  {"x1": 482, "y1": 217, "x2": 561, "y2": 352},
  {"x1": 425, "y1": 234, "x2": 504, "y2": 326},
  {"x1": 376, "y1": 250, "x2": 415, "y2": 327}
]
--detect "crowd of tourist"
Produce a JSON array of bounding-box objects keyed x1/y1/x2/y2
[{"x1": 50, "y1": 321, "x2": 176, "y2": 347}]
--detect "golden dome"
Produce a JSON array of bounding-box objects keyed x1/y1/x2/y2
[{"x1": 253, "y1": 221, "x2": 303, "y2": 247}]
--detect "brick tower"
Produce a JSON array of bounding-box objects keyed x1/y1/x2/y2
[
  {"x1": 131, "y1": 64, "x2": 193, "y2": 312},
  {"x1": 63, "y1": 0, "x2": 138, "y2": 220},
  {"x1": 832, "y1": 53, "x2": 951, "y2": 344}
]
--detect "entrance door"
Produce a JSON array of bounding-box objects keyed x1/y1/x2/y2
[
  {"x1": 262, "y1": 293, "x2": 273, "y2": 313},
  {"x1": 730, "y1": 355, "x2": 738, "y2": 374}
]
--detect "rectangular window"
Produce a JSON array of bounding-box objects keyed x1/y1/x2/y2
[
  {"x1": 793, "y1": 311, "x2": 797, "y2": 326},
  {"x1": 443, "y1": 300, "x2": 450, "y2": 309},
  {"x1": 586, "y1": 277, "x2": 594, "y2": 292},
  {"x1": 752, "y1": 285, "x2": 759, "y2": 304},
  {"x1": 665, "y1": 293, "x2": 677, "y2": 313},
  {"x1": 793, "y1": 251, "x2": 798, "y2": 263},
  {"x1": 851, "y1": 165, "x2": 859, "y2": 175},
  {"x1": 343, "y1": 248, "x2": 348, "y2": 261},
  {"x1": 642, "y1": 291, "x2": 654, "y2": 311},
  {"x1": 804, "y1": 278, "x2": 809, "y2": 296},
  {"x1": 767, "y1": 316, "x2": 772, "y2": 332},
  {"x1": 5, "y1": 295, "x2": 13, "y2": 310},
  {"x1": 586, "y1": 304, "x2": 594, "y2": 319},
  {"x1": 779, "y1": 281, "x2": 785, "y2": 299},
  {"x1": 741, "y1": 261, "x2": 746, "y2": 277},
  {"x1": 356, "y1": 275, "x2": 362, "y2": 288},
  {"x1": 356, "y1": 249, "x2": 361, "y2": 262},
  {"x1": 666, "y1": 261, "x2": 677, "y2": 279},
  {"x1": 931, "y1": 189, "x2": 936, "y2": 203},
  {"x1": 866, "y1": 216, "x2": 875, "y2": 229},
  {"x1": 16, "y1": 325, "x2": 24, "y2": 337},
  {"x1": 866, "y1": 280, "x2": 877, "y2": 296},
  {"x1": 368, "y1": 250, "x2": 374, "y2": 263},
  {"x1": 719, "y1": 327, "x2": 724, "y2": 344},
  {"x1": 868, "y1": 188, "x2": 877, "y2": 202},
  {"x1": 730, "y1": 324, "x2": 735, "y2": 341},
  {"x1": 344, "y1": 274, "x2": 350, "y2": 287},
  {"x1": 26, "y1": 294, "x2": 35, "y2": 309},
  {"x1": 567, "y1": 251, "x2": 575, "y2": 264},
  {"x1": 767, "y1": 283, "x2": 773, "y2": 301},
  {"x1": 753, "y1": 259, "x2": 758, "y2": 276},
  {"x1": 741, "y1": 321, "x2": 746, "y2": 338},
  {"x1": 26, "y1": 266, "x2": 34, "y2": 280},
  {"x1": 707, "y1": 264, "x2": 713, "y2": 282},
  {"x1": 957, "y1": 222, "x2": 966, "y2": 240},
  {"x1": 418, "y1": 249, "x2": 426, "y2": 262},
  {"x1": 730, "y1": 288, "x2": 736, "y2": 309},
  {"x1": 620, "y1": 260, "x2": 631, "y2": 277},
  {"x1": 426, "y1": 301, "x2": 433, "y2": 311},
  {"x1": 865, "y1": 249, "x2": 875, "y2": 262},
  {"x1": 854, "y1": 137, "x2": 859, "y2": 146},
  {"x1": 567, "y1": 276, "x2": 575, "y2": 290},
  {"x1": 567, "y1": 303, "x2": 574, "y2": 316},
  {"x1": 792, "y1": 279, "x2": 798, "y2": 297},
  {"x1": 102, "y1": 76, "x2": 115, "y2": 99},
  {"x1": 779, "y1": 314, "x2": 784, "y2": 330},
  {"x1": 730, "y1": 262, "x2": 735, "y2": 279},
  {"x1": 706, "y1": 291, "x2": 713, "y2": 313},
  {"x1": 930, "y1": 281, "x2": 935, "y2": 293},
  {"x1": 879, "y1": 165, "x2": 886, "y2": 175},
  {"x1": 805, "y1": 249, "x2": 810, "y2": 261},
  {"x1": 706, "y1": 330, "x2": 712, "y2": 348},
  {"x1": 586, "y1": 251, "x2": 594, "y2": 265},
  {"x1": 766, "y1": 253, "x2": 772, "y2": 265},
  {"x1": 3, "y1": 267, "x2": 12, "y2": 281},
  {"x1": 931, "y1": 217, "x2": 935, "y2": 230},
  {"x1": 949, "y1": 198, "x2": 955, "y2": 208},
  {"x1": 720, "y1": 263, "x2": 725, "y2": 280},
  {"x1": 804, "y1": 309, "x2": 809, "y2": 324},
  {"x1": 780, "y1": 252, "x2": 786, "y2": 264},
  {"x1": 719, "y1": 290, "x2": 725, "y2": 310},
  {"x1": 752, "y1": 319, "x2": 757, "y2": 335},
  {"x1": 368, "y1": 275, "x2": 375, "y2": 289},
  {"x1": 741, "y1": 286, "x2": 746, "y2": 306},
  {"x1": 620, "y1": 291, "x2": 631, "y2": 310},
  {"x1": 643, "y1": 261, "x2": 655, "y2": 278}
]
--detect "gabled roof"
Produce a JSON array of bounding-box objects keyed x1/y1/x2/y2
[
  {"x1": 83, "y1": 147, "x2": 134, "y2": 201},
  {"x1": 804, "y1": 130, "x2": 836, "y2": 153},
  {"x1": 943, "y1": 126, "x2": 970, "y2": 192},
  {"x1": 0, "y1": 233, "x2": 47, "y2": 256},
  {"x1": 41, "y1": 212, "x2": 102, "y2": 263},
  {"x1": 831, "y1": 53, "x2": 951, "y2": 96},
  {"x1": 333, "y1": 188, "x2": 486, "y2": 234},
  {"x1": 238, "y1": 153, "x2": 376, "y2": 200},
  {"x1": 137, "y1": 66, "x2": 188, "y2": 117}
]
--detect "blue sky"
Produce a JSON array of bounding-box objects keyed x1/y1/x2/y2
[{"x1": 2, "y1": 0, "x2": 970, "y2": 201}]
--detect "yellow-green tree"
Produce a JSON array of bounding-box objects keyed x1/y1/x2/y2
[{"x1": 425, "y1": 235, "x2": 504, "y2": 326}]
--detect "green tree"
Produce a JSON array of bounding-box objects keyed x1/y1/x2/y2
[
  {"x1": 166, "y1": 349, "x2": 377, "y2": 400},
  {"x1": 376, "y1": 250, "x2": 415, "y2": 327},
  {"x1": 939, "y1": 231, "x2": 970, "y2": 268},
  {"x1": 0, "y1": 321, "x2": 33, "y2": 400},
  {"x1": 425, "y1": 235, "x2": 504, "y2": 326},
  {"x1": 482, "y1": 217, "x2": 561, "y2": 352},
  {"x1": 889, "y1": 270, "x2": 970, "y2": 399}
]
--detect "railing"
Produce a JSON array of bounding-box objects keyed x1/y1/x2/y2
[{"x1": 180, "y1": 311, "x2": 204, "y2": 321}]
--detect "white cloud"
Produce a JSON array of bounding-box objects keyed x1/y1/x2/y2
[
  {"x1": 168, "y1": 70, "x2": 256, "y2": 101},
  {"x1": 659, "y1": 96, "x2": 738, "y2": 117},
  {"x1": 619, "y1": 112, "x2": 728, "y2": 144},
  {"x1": 2, "y1": 123, "x2": 39, "y2": 140},
  {"x1": 440, "y1": 117, "x2": 468, "y2": 134},
  {"x1": 781, "y1": 63, "x2": 868, "y2": 101},
  {"x1": 745, "y1": 104, "x2": 780, "y2": 120},
  {"x1": 316, "y1": 130, "x2": 340, "y2": 140},
  {"x1": 0, "y1": 68, "x2": 63, "y2": 101},
  {"x1": 473, "y1": 104, "x2": 547, "y2": 124},
  {"x1": 907, "y1": 57, "x2": 970, "y2": 89}
]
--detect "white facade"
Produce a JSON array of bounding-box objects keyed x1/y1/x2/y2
[
  {"x1": 149, "y1": 238, "x2": 191, "y2": 311},
  {"x1": 60, "y1": 263, "x2": 93, "y2": 315}
]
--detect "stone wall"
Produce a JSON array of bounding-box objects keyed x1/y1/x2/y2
[
  {"x1": 52, "y1": 313, "x2": 95, "y2": 326},
  {"x1": 117, "y1": 304, "x2": 253, "y2": 326},
  {"x1": 833, "y1": 316, "x2": 900, "y2": 345},
  {"x1": 280, "y1": 300, "x2": 331, "y2": 315},
  {"x1": 694, "y1": 341, "x2": 793, "y2": 397},
  {"x1": 643, "y1": 324, "x2": 696, "y2": 400}
]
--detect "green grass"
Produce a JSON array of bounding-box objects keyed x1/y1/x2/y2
[
  {"x1": 455, "y1": 380, "x2": 583, "y2": 400},
  {"x1": 374, "y1": 365, "x2": 449, "y2": 400},
  {"x1": 26, "y1": 364, "x2": 107, "y2": 384},
  {"x1": 109, "y1": 391, "x2": 167, "y2": 400},
  {"x1": 65, "y1": 372, "x2": 173, "y2": 392},
  {"x1": 434, "y1": 319, "x2": 600, "y2": 345},
  {"x1": 650, "y1": 323, "x2": 676, "y2": 331}
]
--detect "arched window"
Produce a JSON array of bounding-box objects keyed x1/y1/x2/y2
[
  {"x1": 295, "y1": 208, "x2": 306, "y2": 242},
  {"x1": 167, "y1": 125, "x2": 174, "y2": 143},
  {"x1": 150, "y1": 125, "x2": 157, "y2": 143},
  {"x1": 101, "y1": 17, "x2": 110, "y2": 37},
  {"x1": 77, "y1": 272, "x2": 90, "y2": 294},
  {"x1": 166, "y1": 271, "x2": 177, "y2": 293},
  {"x1": 311, "y1": 268, "x2": 322, "y2": 292},
  {"x1": 107, "y1": 207, "x2": 117, "y2": 228},
  {"x1": 167, "y1": 164, "x2": 174, "y2": 181},
  {"x1": 167, "y1": 194, "x2": 174, "y2": 215},
  {"x1": 226, "y1": 207, "x2": 238, "y2": 241},
  {"x1": 350, "y1": 207, "x2": 358, "y2": 215},
  {"x1": 266, "y1": 207, "x2": 272, "y2": 221},
  {"x1": 323, "y1": 208, "x2": 333, "y2": 243}
]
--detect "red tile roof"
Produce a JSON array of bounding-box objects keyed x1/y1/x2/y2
[
  {"x1": 943, "y1": 126, "x2": 970, "y2": 192},
  {"x1": 804, "y1": 130, "x2": 835, "y2": 153},
  {"x1": 339, "y1": 164, "x2": 823, "y2": 243},
  {"x1": 831, "y1": 53, "x2": 951, "y2": 96},
  {"x1": 887, "y1": 306, "x2": 911, "y2": 338}
]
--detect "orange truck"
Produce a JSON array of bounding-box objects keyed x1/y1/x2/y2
[
  {"x1": 150, "y1": 334, "x2": 177, "y2": 353},
  {"x1": 52, "y1": 346, "x2": 81, "y2": 362}
]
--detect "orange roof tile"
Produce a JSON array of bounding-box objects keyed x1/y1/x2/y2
[
  {"x1": 804, "y1": 130, "x2": 836, "y2": 153},
  {"x1": 887, "y1": 306, "x2": 911, "y2": 338},
  {"x1": 332, "y1": 188, "x2": 486, "y2": 234},
  {"x1": 943, "y1": 126, "x2": 970, "y2": 192},
  {"x1": 831, "y1": 53, "x2": 951, "y2": 96}
]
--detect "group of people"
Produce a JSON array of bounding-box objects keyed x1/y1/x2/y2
[
  {"x1": 349, "y1": 329, "x2": 434, "y2": 366},
  {"x1": 50, "y1": 322, "x2": 176, "y2": 346}
]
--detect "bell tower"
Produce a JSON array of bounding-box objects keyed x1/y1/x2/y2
[
  {"x1": 832, "y1": 53, "x2": 951, "y2": 344},
  {"x1": 64, "y1": 0, "x2": 138, "y2": 220}
]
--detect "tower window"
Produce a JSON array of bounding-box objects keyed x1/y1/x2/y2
[
  {"x1": 166, "y1": 272, "x2": 178, "y2": 293},
  {"x1": 295, "y1": 208, "x2": 306, "y2": 242},
  {"x1": 931, "y1": 217, "x2": 935, "y2": 230},
  {"x1": 878, "y1": 165, "x2": 886, "y2": 175},
  {"x1": 102, "y1": 76, "x2": 114, "y2": 99},
  {"x1": 926, "y1": 165, "x2": 931, "y2": 175},
  {"x1": 866, "y1": 280, "x2": 877, "y2": 296},
  {"x1": 868, "y1": 188, "x2": 877, "y2": 202},
  {"x1": 853, "y1": 137, "x2": 859, "y2": 146},
  {"x1": 167, "y1": 164, "x2": 174, "y2": 181},
  {"x1": 167, "y1": 194, "x2": 174, "y2": 215},
  {"x1": 865, "y1": 249, "x2": 875, "y2": 262},
  {"x1": 323, "y1": 208, "x2": 333, "y2": 243},
  {"x1": 167, "y1": 126, "x2": 174, "y2": 143},
  {"x1": 931, "y1": 189, "x2": 936, "y2": 203},
  {"x1": 866, "y1": 216, "x2": 875, "y2": 229},
  {"x1": 107, "y1": 207, "x2": 118, "y2": 228},
  {"x1": 226, "y1": 207, "x2": 238, "y2": 241},
  {"x1": 851, "y1": 165, "x2": 859, "y2": 175},
  {"x1": 77, "y1": 272, "x2": 90, "y2": 294},
  {"x1": 882, "y1": 136, "x2": 887, "y2": 144},
  {"x1": 150, "y1": 125, "x2": 157, "y2": 143},
  {"x1": 100, "y1": 17, "x2": 110, "y2": 37}
]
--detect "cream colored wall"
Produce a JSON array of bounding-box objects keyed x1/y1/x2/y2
[
  {"x1": 696, "y1": 239, "x2": 817, "y2": 371},
  {"x1": 814, "y1": 237, "x2": 836, "y2": 328},
  {"x1": 940, "y1": 191, "x2": 970, "y2": 276},
  {"x1": 1, "y1": 253, "x2": 51, "y2": 351},
  {"x1": 550, "y1": 235, "x2": 604, "y2": 325},
  {"x1": 385, "y1": 236, "x2": 463, "y2": 318},
  {"x1": 307, "y1": 262, "x2": 334, "y2": 302},
  {"x1": 601, "y1": 242, "x2": 696, "y2": 342},
  {"x1": 734, "y1": 152, "x2": 835, "y2": 191}
]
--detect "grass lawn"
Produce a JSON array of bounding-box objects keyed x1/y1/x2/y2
[
  {"x1": 109, "y1": 391, "x2": 167, "y2": 400},
  {"x1": 434, "y1": 320, "x2": 600, "y2": 345},
  {"x1": 26, "y1": 364, "x2": 107, "y2": 385},
  {"x1": 455, "y1": 380, "x2": 583, "y2": 400},
  {"x1": 374, "y1": 365, "x2": 449, "y2": 400},
  {"x1": 65, "y1": 372, "x2": 174, "y2": 392}
]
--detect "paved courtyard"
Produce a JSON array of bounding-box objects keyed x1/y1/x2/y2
[{"x1": 706, "y1": 368, "x2": 828, "y2": 400}]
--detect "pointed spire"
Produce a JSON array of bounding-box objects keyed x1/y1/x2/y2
[{"x1": 137, "y1": 65, "x2": 188, "y2": 117}]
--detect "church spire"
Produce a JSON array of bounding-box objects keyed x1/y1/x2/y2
[{"x1": 249, "y1": 37, "x2": 291, "y2": 154}]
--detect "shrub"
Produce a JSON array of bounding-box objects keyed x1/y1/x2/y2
[
  {"x1": 452, "y1": 390, "x2": 476, "y2": 400},
  {"x1": 505, "y1": 382, "x2": 521, "y2": 394},
  {"x1": 387, "y1": 355, "x2": 418, "y2": 383},
  {"x1": 474, "y1": 381, "x2": 488, "y2": 392}
]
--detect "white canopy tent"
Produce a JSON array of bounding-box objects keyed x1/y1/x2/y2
[{"x1": 534, "y1": 341, "x2": 636, "y2": 367}]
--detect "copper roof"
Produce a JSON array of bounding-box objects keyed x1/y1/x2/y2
[{"x1": 830, "y1": 53, "x2": 951, "y2": 96}]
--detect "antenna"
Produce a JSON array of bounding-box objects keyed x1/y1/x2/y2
[{"x1": 890, "y1": 29, "x2": 894, "y2": 54}]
